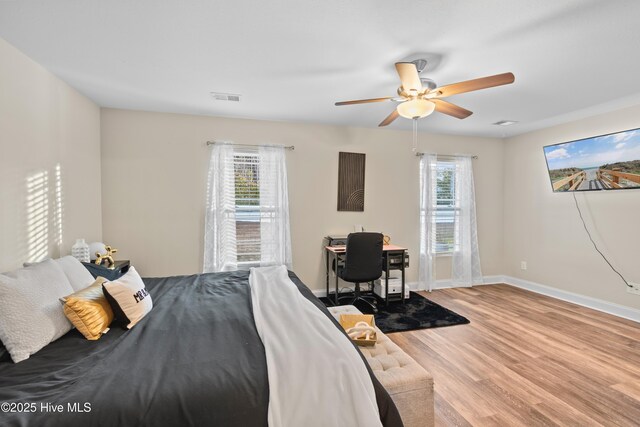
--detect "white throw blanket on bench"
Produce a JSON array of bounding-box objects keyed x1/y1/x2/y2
[{"x1": 249, "y1": 265, "x2": 382, "y2": 427}]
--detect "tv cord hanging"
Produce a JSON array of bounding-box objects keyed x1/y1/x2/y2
[{"x1": 572, "y1": 192, "x2": 630, "y2": 288}]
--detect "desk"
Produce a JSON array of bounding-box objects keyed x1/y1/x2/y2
[{"x1": 325, "y1": 245, "x2": 407, "y2": 306}]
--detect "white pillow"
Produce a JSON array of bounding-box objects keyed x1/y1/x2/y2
[
  {"x1": 0, "y1": 260, "x2": 74, "y2": 363},
  {"x1": 55, "y1": 256, "x2": 95, "y2": 292},
  {"x1": 102, "y1": 267, "x2": 153, "y2": 329},
  {"x1": 23, "y1": 258, "x2": 51, "y2": 267}
]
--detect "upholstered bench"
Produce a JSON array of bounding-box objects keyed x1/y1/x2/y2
[{"x1": 328, "y1": 305, "x2": 434, "y2": 427}]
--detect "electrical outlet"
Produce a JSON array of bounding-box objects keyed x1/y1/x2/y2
[
  {"x1": 520, "y1": 261, "x2": 527, "y2": 270},
  {"x1": 627, "y1": 283, "x2": 640, "y2": 295}
]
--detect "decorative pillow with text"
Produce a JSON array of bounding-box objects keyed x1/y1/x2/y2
[{"x1": 102, "y1": 267, "x2": 152, "y2": 329}]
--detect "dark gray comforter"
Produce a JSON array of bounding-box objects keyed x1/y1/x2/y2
[{"x1": 0, "y1": 270, "x2": 402, "y2": 427}]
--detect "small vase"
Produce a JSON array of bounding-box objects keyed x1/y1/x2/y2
[{"x1": 71, "y1": 238, "x2": 90, "y2": 263}]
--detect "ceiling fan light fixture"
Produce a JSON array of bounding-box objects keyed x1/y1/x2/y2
[{"x1": 396, "y1": 99, "x2": 435, "y2": 119}]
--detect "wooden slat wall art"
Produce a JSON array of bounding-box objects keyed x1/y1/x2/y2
[{"x1": 337, "y1": 152, "x2": 366, "y2": 211}]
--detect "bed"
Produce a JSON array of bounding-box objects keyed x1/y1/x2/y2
[{"x1": 0, "y1": 270, "x2": 402, "y2": 427}]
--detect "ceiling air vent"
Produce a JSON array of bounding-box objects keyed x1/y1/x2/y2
[
  {"x1": 210, "y1": 92, "x2": 241, "y2": 102},
  {"x1": 493, "y1": 120, "x2": 518, "y2": 126}
]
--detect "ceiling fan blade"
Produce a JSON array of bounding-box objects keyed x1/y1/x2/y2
[
  {"x1": 395, "y1": 62, "x2": 422, "y2": 92},
  {"x1": 432, "y1": 99, "x2": 473, "y2": 119},
  {"x1": 378, "y1": 109, "x2": 399, "y2": 127},
  {"x1": 335, "y1": 97, "x2": 393, "y2": 106},
  {"x1": 434, "y1": 72, "x2": 515, "y2": 98}
]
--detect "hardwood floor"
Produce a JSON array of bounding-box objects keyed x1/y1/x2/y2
[{"x1": 388, "y1": 284, "x2": 640, "y2": 427}]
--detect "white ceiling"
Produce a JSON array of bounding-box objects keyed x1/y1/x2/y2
[{"x1": 2, "y1": 0, "x2": 640, "y2": 137}]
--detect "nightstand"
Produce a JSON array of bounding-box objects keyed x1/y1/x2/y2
[{"x1": 82, "y1": 260, "x2": 130, "y2": 281}]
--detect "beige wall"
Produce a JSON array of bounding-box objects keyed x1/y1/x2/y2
[
  {"x1": 4, "y1": 34, "x2": 638, "y2": 313},
  {"x1": 100, "y1": 108, "x2": 505, "y2": 290},
  {"x1": 5, "y1": 31, "x2": 636, "y2": 311},
  {"x1": 504, "y1": 105, "x2": 640, "y2": 310},
  {"x1": 0, "y1": 38, "x2": 102, "y2": 271}
]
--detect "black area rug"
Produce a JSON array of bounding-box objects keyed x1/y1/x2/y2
[
  {"x1": 373, "y1": 292, "x2": 469, "y2": 333},
  {"x1": 319, "y1": 292, "x2": 469, "y2": 333}
]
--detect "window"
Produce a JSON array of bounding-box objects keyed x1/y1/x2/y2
[
  {"x1": 419, "y1": 159, "x2": 460, "y2": 254},
  {"x1": 233, "y1": 153, "x2": 261, "y2": 266},
  {"x1": 433, "y1": 161, "x2": 458, "y2": 253},
  {"x1": 204, "y1": 143, "x2": 291, "y2": 273},
  {"x1": 419, "y1": 154, "x2": 482, "y2": 289}
]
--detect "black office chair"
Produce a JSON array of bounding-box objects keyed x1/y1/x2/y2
[{"x1": 335, "y1": 232, "x2": 383, "y2": 313}]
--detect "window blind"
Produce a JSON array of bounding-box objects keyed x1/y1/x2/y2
[
  {"x1": 232, "y1": 151, "x2": 261, "y2": 265},
  {"x1": 433, "y1": 161, "x2": 459, "y2": 253}
]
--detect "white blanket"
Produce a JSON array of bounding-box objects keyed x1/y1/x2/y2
[{"x1": 249, "y1": 266, "x2": 383, "y2": 427}]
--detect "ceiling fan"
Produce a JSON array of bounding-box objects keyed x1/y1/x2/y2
[{"x1": 335, "y1": 59, "x2": 515, "y2": 127}]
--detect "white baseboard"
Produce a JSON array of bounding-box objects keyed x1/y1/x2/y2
[
  {"x1": 482, "y1": 275, "x2": 505, "y2": 285},
  {"x1": 428, "y1": 275, "x2": 504, "y2": 290},
  {"x1": 314, "y1": 275, "x2": 515, "y2": 296},
  {"x1": 312, "y1": 274, "x2": 640, "y2": 323},
  {"x1": 502, "y1": 275, "x2": 640, "y2": 323}
]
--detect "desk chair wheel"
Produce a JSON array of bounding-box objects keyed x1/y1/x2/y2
[
  {"x1": 357, "y1": 297, "x2": 378, "y2": 314},
  {"x1": 338, "y1": 293, "x2": 378, "y2": 314}
]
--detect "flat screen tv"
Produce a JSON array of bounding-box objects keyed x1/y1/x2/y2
[{"x1": 543, "y1": 127, "x2": 640, "y2": 192}]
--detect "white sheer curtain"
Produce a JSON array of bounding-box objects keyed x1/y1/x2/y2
[
  {"x1": 204, "y1": 143, "x2": 292, "y2": 272},
  {"x1": 258, "y1": 145, "x2": 292, "y2": 269},
  {"x1": 451, "y1": 156, "x2": 483, "y2": 286},
  {"x1": 203, "y1": 143, "x2": 238, "y2": 272},
  {"x1": 419, "y1": 154, "x2": 438, "y2": 291}
]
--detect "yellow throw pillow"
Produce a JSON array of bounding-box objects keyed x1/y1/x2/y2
[{"x1": 60, "y1": 277, "x2": 113, "y2": 340}]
